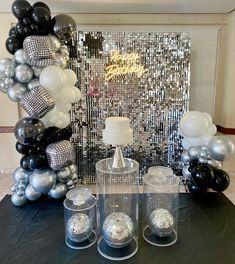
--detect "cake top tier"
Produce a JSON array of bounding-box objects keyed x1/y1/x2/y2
[{"x1": 105, "y1": 117, "x2": 130, "y2": 131}]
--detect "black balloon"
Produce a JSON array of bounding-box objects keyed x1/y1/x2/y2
[
  {"x1": 23, "y1": 26, "x2": 34, "y2": 36},
  {"x1": 14, "y1": 118, "x2": 46, "y2": 145},
  {"x1": 5, "y1": 37, "x2": 22, "y2": 55},
  {"x1": 11, "y1": 0, "x2": 32, "y2": 20},
  {"x1": 16, "y1": 141, "x2": 30, "y2": 155},
  {"x1": 191, "y1": 164, "x2": 214, "y2": 187},
  {"x1": 31, "y1": 7, "x2": 51, "y2": 26},
  {"x1": 32, "y1": 2, "x2": 50, "y2": 13},
  {"x1": 9, "y1": 27, "x2": 17, "y2": 37},
  {"x1": 61, "y1": 125, "x2": 72, "y2": 140},
  {"x1": 20, "y1": 156, "x2": 31, "y2": 171},
  {"x1": 211, "y1": 169, "x2": 230, "y2": 192},
  {"x1": 15, "y1": 22, "x2": 25, "y2": 36},
  {"x1": 188, "y1": 180, "x2": 208, "y2": 194},
  {"x1": 28, "y1": 153, "x2": 48, "y2": 170},
  {"x1": 22, "y1": 16, "x2": 32, "y2": 26},
  {"x1": 29, "y1": 144, "x2": 45, "y2": 154},
  {"x1": 37, "y1": 126, "x2": 62, "y2": 145},
  {"x1": 30, "y1": 24, "x2": 39, "y2": 35}
]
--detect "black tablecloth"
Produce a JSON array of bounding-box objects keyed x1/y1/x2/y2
[{"x1": 0, "y1": 193, "x2": 235, "y2": 264}]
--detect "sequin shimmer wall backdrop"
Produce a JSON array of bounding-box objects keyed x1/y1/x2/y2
[{"x1": 68, "y1": 31, "x2": 190, "y2": 183}]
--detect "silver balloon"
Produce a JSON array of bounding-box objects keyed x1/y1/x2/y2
[
  {"x1": 199, "y1": 148, "x2": 208, "y2": 159},
  {"x1": 4, "y1": 66, "x2": 15, "y2": 78},
  {"x1": 60, "y1": 45, "x2": 69, "y2": 57},
  {"x1": 188, "y1": 146, "x2": 201, "y2": 160},
  {"x1": 102, "y1": 212, "x2": 134, "y2": 248},
  {"x1": 199, "y1": 157, "x2": 207, "y2": 163},
  {"x1": 66, "y1": 179, "x2": 74, "y2": 187},
  {"x1": 11, "y1": 194, "x2": 27, "y2": 206},
  {"x1": 181, "y1": 151, "x2": 190, "y2": 164},
  {"x1": 57, "y1": 167, "x2": 71, "y2": 182},
  {"x1": 16, "y1": 190, "x2": 25, "y2": 197},
  {"x1": 149, "y1": 209, "x2": 174, "y2": 237},
  {"x1": 207, "y1": 159, "x2": 222, "y2": 169},
  {"x1": 69, "y1": 164, "x2": 78, "y2": 174},
  {"x1": 48, "y1": 182, "x2": 67, "y2": 199},
  {"x1": 54, "y1": 53, "x2": 67, "y2": 69},
  {"x1": 13, "y1": 167, "x2": 30, "y2": 184},
  {"x1": 14, "y1": 49, "x2": 27, "y2": 64},
  {"x1": 182, "y1": 165, "x2": 191, "y2": 178},
  {"x1": 15, "y1": 64, "x2": 33, "y2": 83},
  {"x1": 11, "y1": 183, "x2": 17, "y2": 192},
  {"x1": 8, "y1": 83, "x2": 27, "y2": 102},
  {"x1": 49, "y1": 35, "x2": 61, "y2": 52},
  {"x1": 207, "y1": 136, "x2": 235, "y2": 161},
  {"x1": 67, "y1": 213, "x2": 93, "y2": 243},
  {"x1": 30, "y1": 168, "x2": 56, "y2": 193},
  {"x1": 0, "y1": 58, "x2": 12, "y2": 72},
  {"x1": 27, "y1": 78, "x2": 40, "y2": 90},
  {"x1": 25, "y1": 184, "x2": 42, "y2": 201},
  {"x1": 4, "y1": 77, "x2": 14, "y2": 87},
  {"x1": 71, "y1": 173, "x2": 78, "y2": 183},
  {"x1": 32, "y1": 67, "x2": 42, "y2": 78}
]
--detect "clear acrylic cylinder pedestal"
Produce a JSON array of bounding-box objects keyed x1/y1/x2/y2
[
  {"x1": 64, "y1": 188, "x2": 97, "y2": 249},
  {"x1": 142, "y1": 166, "x2": 179, "y2": 247},
  {"x1": 96, "y1": 158, "x2": 139, "y2": 261}
]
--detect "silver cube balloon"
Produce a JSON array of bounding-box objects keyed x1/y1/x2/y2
[
  {"x1": 143, "y1": 166, "x2": 179, "y2": 247},
  {"x1": 63, "y1": 188, "x2": 97, "y2": 249}
]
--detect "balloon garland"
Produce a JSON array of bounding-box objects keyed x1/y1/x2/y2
[
  {"x1": 0, "y1": 0, "x2": 81, "y2": 206},
  {"x1": 179, "y1": 111, "x2": 235, "y2": 194}
]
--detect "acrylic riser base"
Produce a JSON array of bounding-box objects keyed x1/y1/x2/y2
[
  {"x1": 66, "y1": 231, "x2": 97, "y2": 249},
  {"x1": 97, "y1": 237, "x2": 138, "y2": 261}
]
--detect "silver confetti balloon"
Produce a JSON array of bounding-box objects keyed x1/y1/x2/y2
[
  {"x1": 11, "y1": 194, "x2": 27, "y2": 206},
  {"x1": 181, "y1": 151, "x2": 190, "y2": 164},
  {"x1": 207, "y1": 159, "x2": 222, "y2": 169},
  {"x1": 25, "y1": 184, "x2": 42, "y2": 201},
  {"x1": 15, "y1": 64, "x2": 33, "y2": 83},
  {"x1": 30, "y1": 168, "x2": 56, "y2": 193},
  {"x1": 149, "y1": 209, "x2": 174, "y2": 237},
  {"x1": 27, "y1": 78, "x2": 40, "y2": 90},
  {"x1": 32, "y1": 67, "x2": 42, "y2": 78},
  {"x1": 13, "y1": 167, "x2": 30, "y2": 184},
  {"x1": 8, "y1": 83, "x2": 27, "y2": 102},
  {"x1": 14, "y1": 49, "x2": 27, "y2": 64},
  {"x1": 188, "y1": 146, "x2": 202, "y2": 160},
  {"x1": 48, "y1": 182, "x2": 67, "y2": 199},
  {"x1": 182, "y1": 165, "x2": 191, "y2": 178},
  {"x1": 67, "y1": 213, "x2": 93, "y2": 243},
  {"x1": 49, "y1": 35, "x2": 61, "y2": 52},
  {"x1": 102, "y1": 212, "x2": 134, "y2": 248},
  {"x1": 57, "y1": 167, "x2": 71, "y2": 182},
  {"x1": 207, "y1": 136, "x2": 235, "y2": 161}
]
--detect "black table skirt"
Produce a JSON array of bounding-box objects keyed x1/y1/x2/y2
[{"x1": 0, "y1": 193, "x2": 235, "y2": 264}]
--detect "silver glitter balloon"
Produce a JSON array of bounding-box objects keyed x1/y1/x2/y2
[
  {"x1": 4, "y1": 77, "x2": 14, "y2": 87},
  {"x1": 15, "y1": 64, "x2": 33, "y2": 83},
  {"x1": 32, "y1": 67, "x2": 42, "y2": 78},
  {"x1": 27, "y1": 78, "x2": 40, "y2": 90},
  {"x1": 13, "y1": 167, "x2": 30, "y2": 184},
  {"x1": 188, "y1": 146, "x2": 202, "y2": 160},
  {"x1": 8, "y1": 83, "x2": 27, "y2": 102},
  {"x1": 69, "y1": 164, "x2": 78, "y2": 174},
  {"x1": 49, "y1": 35, "x2": 61, "y2": 52},
  {"x1": 48, "y1": 182, "x2": 67, "y2": 199},
  {"x1": 102, "y1": 212, "x2": 134, "y2": 248},
  {"x1": 11, "y1": 194, "x2": 27, "y2": 206},
  {"x1": 149, "y1": 209, "x2": 174, "y2": 237},
  {"x1": 0, "y1": 58, "x2": 12, "y2": 72},
  {"x1": 182, "y1": 165, "x2": 191, "y2": 178},
  {"x1": 54, "y1": 53, "x2": 67, "y2": 69},
  {"x1": 57, "y1": 167, "x2": 71, "y2": 182},
  {"x1": 207, "y1": 136, "x2": 235, "y2": 161},
  {"x1": 4, "y1": 66, "x2": 15, "y2": 78},
  {"x1": 67, "y1": 213, "x2": 93, "y2": 243},
  {"x1": 14, "y1": 49, "x2": 27, "y2": 64},
  {"x1": 207, "y1": 159, "x2": 222, "y2": 169},
  {"x1": 25, "y1": 184, "x2": 42, "y2": 201},
  {"x1": 181, "y1": 151, "x2": 190, "y2": 164},
  {"x1": 30, "y1": 168, "x2": 56, "y2": 193}
]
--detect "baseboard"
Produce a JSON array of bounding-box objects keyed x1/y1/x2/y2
[
  {"x1": 0, "y1": 126, "x2": 14, "y2": 133},
  {"x1": 217, "y1": 125, "x2": 235, "y2": 135}
]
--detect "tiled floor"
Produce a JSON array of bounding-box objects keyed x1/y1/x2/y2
[{"x1": 1, "y1": 135, "x2": 235, "y2": 204}]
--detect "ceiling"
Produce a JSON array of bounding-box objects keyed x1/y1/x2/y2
[{"x1": 1, "y1": 0, "x2": 235, "y2": 14}]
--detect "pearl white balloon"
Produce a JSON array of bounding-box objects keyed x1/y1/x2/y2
[
  {"x1": 14, "y1": 49, "x2": 27, "y2": 64},
  {"x1": 11, "y1": 194, "x2": 27, "y2": 206},
  {"x1": 54, "y1": 53, "x2": 67, "y2": 69},
  {"x1": 55, "y1": 112, "x2": 70, "y2": 129},
  {"x1": 180, "y1": 111, "x2": 209, "y2": 138},
  {"x1": 55, "y1": 103, "x2": 72, "y2": 113},
  {"x1": 57, "y1": 86, "x2": 76, "y2": 104},
  {"x1": 48, "y1": 182, "x2": 67, "y2": 199},
  {"x1": 207, "y1": 124, "x2": 217, "y2": 136},
  {"x1": 43, "y1": 108, "x2": 70, "y2": 129},
  {"x1": 64, "y1": 69, "x2": 77, "y2": 86},
  {"x1": 181, "y1": 138, "x2": 192, "y2": 150},
  {"x1": 25, "y1": 184, "x2": 42, "y2": 201},
  {"x1": 207, "y1": 159, "x2": 222, "y2": 169},
  {"x1": 8, "y1": 83, "x2": 27, "y2": 102},
  {"x1": 71, "y1": 86, "x2": 81, "y2": 103},
  {"x1": 15, "y1": 64, "x2": 33, "y2": 83},
  {"x1": 39, "y1": 66, "x2": 66, "y2": 94},
  {"x1": 203, "y1": 112, "x2": 213, "y2": 123},
  {"x1": 49, "y1": 35, "x2": 61, "y2": 52}
]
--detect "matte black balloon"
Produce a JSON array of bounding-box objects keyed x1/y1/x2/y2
[
  {"x1": 14, "y1": 117, "x2": 46, "y2": 145},
  {"x1": 22, "y1": 16, "x2": 32, "y2": 25},
  {"x1": 16, "y1": 141, "x2": 30, "y2": 155},
  {"x1": 191, "y1": 164, "x2": 214, "y2": 187},
  {"x1": 28, "y1": 153, "x2": 48, "y2": 170},
  {"x1": 61, "y1": 125, "x2": 72, "y2": 140},
  {"x1": 20, "y1": 156, "x2": 31, "y2": 171},
  {"x1": 32, "y1": 2, "x2": 50, "y2": 13},
  {"x1": 11, "y1": 0, "x2": 32, "y2": 20},
  {"x1": 31, "y1": 7, "x2": 51, "y2": 25},
  {"x1": 211, "y1": 169, "x2": 230, "y2": 192},
  {"x1": 188, "y1": 180, "x2": 208, "y2": 194},
  {"x1": 5, "y1": 37, "x2": 22, "y2": 55}
]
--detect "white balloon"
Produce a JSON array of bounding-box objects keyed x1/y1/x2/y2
[
  {"x1": 181, "y1": 138, "x2": 192, "y2": 150},
  {"x1": 39, "y1": 66, "x2": 66, "y2": 94},
  {"x1": 55, "y1": 112, "x2": 70, "y2": 129},
  {"x1": 55, "y1": 103, "x2": 72, "y2": 113},
  {"x1": 43, "y1": 108, "x2": 70, "y2": 129},
  {"x1": 64, "y1": 69, "x2": 77, "y2": 86},
  {"x1": 203, "y1": 112, "x2": 213, "y2": 123},
  {"x1": 57, "y1": 86, "x2": 76, "y2": 104},
  {"x1": 180, "y1": 111, "x2": 209, "y2": 138},
  {"x1": 71, "y1": 86, "x2": 81, "y2": 103},
  {"x1": 207, "y1": 124, "x2": 217, "y2": 136}
]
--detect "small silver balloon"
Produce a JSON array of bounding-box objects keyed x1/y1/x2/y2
[
  {"x1": 16, "y1": 190, "x2": 25, "y2": 197},
  {"x1": 11, "y1": 194, "x2": 27, "y2": 206},
  {"x1": 49, "y1": 35, "x2": 61, "y2": 52},
  {"x1": 182, "y1": 165, "x2": 191, "y2": 178},
  {"x1": 149, "y1": 209, "x2": 174, "y2": 237},
  {"x1": 27, "y1": 78, "x2": 40, "y2": 90},
  {"x1": 32, "y1": 67, "x2": 42, "y2": 78},
  {"x1": 66, "y1": 179, "x2": 74, "y2": 187},
  {"x1": 8, "y1": 83, "x2": 27, "y2": 102},
  {"x1": 207, "y1": 136, "x2": 235, "y2": 161},
  {"x1": 69, "y1": 164, "x2": 78, "y2": 174},
  {"x1": 181, "y1": 151, "x2": 190, "y2": 164},
  {"x1": 57, "y1": 167, "x2": 71, "y2": 182},
  {"x1": 25, "y1": 184, "x2": 42, "y2": 201},
  {"x1": 14, "y1": 49, "x2": 27, "y2": 64},
  {"x1": 13, "y1": 167, "x2": 30, "y2": 184},
  {"x1": 30, "y1": 168, "x2": 56, "y2": 193},
  {"x1": 15, "y1": 64, "x2": 33, "y2": 83},
  {"x1": 11, "y1": 183, "x2": 17, "y2": 192},
  {"x1": 102, "y1": 212, "x2": 134, "y2": 248},
  {"x1": 199, "y1": 157, "x2": 207, "y2": 163},
  {"x1": 4, "y1": 66, "x2": 15, "y2": 78},
  {"x1": 48, "y1": 182, "x2": 67, "y2": 199},
  {"x1": 4, "y1": 77, "x2": 14, "y2": 87},
  {"x1": 0, "y1": 58, "x2": 12, "y2": 72},
  {"x1": 67, "y1": 213, "x2": 93, "y2": 243},
  {"x1": 71, "y1": 173, "x2": 78, "y2": 183},
  {"x1": 207, "y1": 159, "x2": 222, "y2": 169},
  {"x1": 0, "y1": 81, "x2": 7, "y2": 93},
  {"x1": 188, "y1": 146, "x2": 202, "y2": 160},
  {"x1": 54, "y1": 53, "x2": 67, "y2": 69}
]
